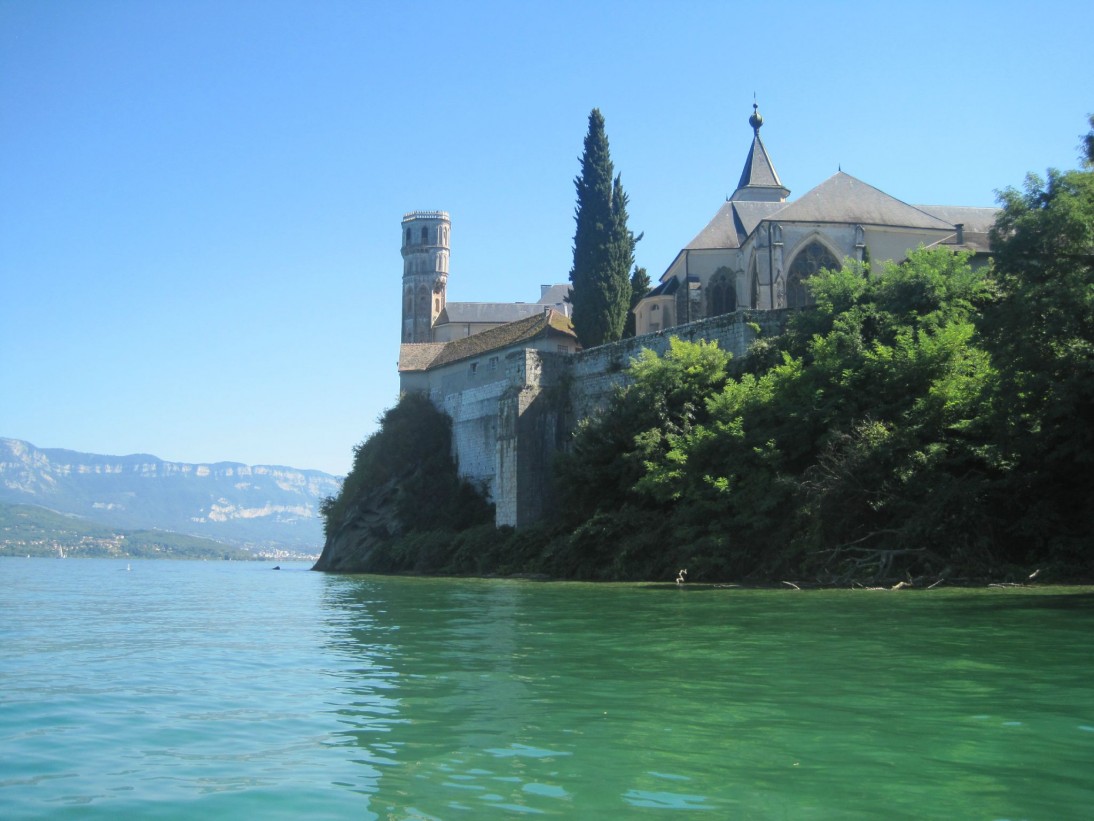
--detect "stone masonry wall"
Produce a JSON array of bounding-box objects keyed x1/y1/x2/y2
[
  {"x1": 436, "y1": 380, "x2": 508, "y2": 499},
  {"x1": 436, "y1": 309, "x2": 792, "y2": 527},
  {"x1": 565, "y1": 309, "x2": 791, "y2": 422}
]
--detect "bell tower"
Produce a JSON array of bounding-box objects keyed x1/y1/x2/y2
[{"x1": 401, "y1": 210, "x2": 451, "y2": 343}]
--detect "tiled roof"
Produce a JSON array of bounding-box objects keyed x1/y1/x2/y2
[
  {"x1": 771, "y1": 172, "x2": 954, "y2": 229},
  {"x1": 399, "y1": 310, "x2": 577, "y2": 372},
  {"x1": 398, "y1": 343, "x2": 446, "y2": 372}
]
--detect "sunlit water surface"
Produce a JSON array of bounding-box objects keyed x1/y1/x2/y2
[{"x1": 1, "y1": 558, "x2": 1092, "y2": 818}]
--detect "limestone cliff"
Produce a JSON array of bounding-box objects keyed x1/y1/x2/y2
[
  {"x1": 0, "y1": 437, "x2": 340, "y2": 550},
  {"x1": 312, "y1": 477, "x2": 403, "y2": 572}
]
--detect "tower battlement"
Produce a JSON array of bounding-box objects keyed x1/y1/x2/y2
[{"x1": 402, "y1": 210, "x2": 450, "y2": 223}]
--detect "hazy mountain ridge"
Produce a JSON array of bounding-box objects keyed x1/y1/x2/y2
[
  {"x1": 0, "y1": 503, "x2": 262, "y2": 561},
  {"x1": 0, "y1": 438, "x2": 342, "y2": 549}
]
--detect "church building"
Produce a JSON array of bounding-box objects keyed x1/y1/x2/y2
[
  {"x1": 394, "y1": 107, "x2": 1000, "y2": 525},
  {"x1": 632, "y1": 104, "x2": 997, "y2": 335}
]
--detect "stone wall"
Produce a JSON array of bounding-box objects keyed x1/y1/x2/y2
[
  {"x1": 431, "y1": 309, "x2": 792, "y2": 527},
  {"x1": 565, "y1": 309, "x2": 790, "y2": 422},
  {"x1": 436, "y1": 380, "x2": 508, "y2": 498},
  {"x1": 495, "y1": 350, "x2": 571, "y2": 527}
]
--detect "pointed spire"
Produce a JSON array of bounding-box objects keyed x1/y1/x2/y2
[{"x1": 730, "y1": 101, "x2": 789, "y2": 203}]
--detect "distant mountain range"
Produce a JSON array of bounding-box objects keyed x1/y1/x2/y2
[{"x1": 0, "y1": 438, "x2": 342, "y2": 551}]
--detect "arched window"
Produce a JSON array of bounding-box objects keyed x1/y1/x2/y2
[
  {"x1": 749, "y1": 259, "x2": 760, "y2": 309},
  {"x1": 707, "y1": 267, "x2": 737, "y2": 316},
  {"x1": 405, "y1": 228, "x2": 411, "y2": 246},
  {"x1": 421, "y1": 226, "x2": 429, "y2": 244},
  {"x1": 786, "y1": 241, "x2": 839, "y2": 308}
]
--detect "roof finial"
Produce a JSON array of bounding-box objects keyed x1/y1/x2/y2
[{"x1": 749, "y1": 99, "x2": 763, "y2": 134}]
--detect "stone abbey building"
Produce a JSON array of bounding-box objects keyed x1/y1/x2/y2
[
  {"x1": 398, "y1": 107, "x2": 996, "y2": 527},
  {"x1": 633, "y1": 104, "x2": 995, "y2": 334}
]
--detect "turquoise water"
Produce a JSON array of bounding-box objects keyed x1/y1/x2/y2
[{"x1": 1, "y1": 559, "x2": 1093, "y2": 818}]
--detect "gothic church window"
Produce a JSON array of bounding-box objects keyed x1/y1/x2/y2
[
  {"x1": 749, "y1": 260, "x2": 760, "y2": 309},
  {"x1": 707, "y1": 267, "x2": 737, "y2": 316},
  {"x1": 786, "y1": 241, "x2": 839, "y2": 308}
]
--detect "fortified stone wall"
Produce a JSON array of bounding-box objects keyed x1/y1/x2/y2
[
  {"x1": 495, "y1": 350, "x2": 571, "y2": 527},
  {"x1": 435, "y1": 380, "x2": 508, "y2": 498},
  {"x1": 565, "y1": 309, "x2": 791, "y2": 422},
  {"x1": 435, "y1": 309, "x2": 792, "y2": 527}
]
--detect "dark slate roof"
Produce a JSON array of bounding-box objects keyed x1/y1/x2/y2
[
  {"x1": 685, "y1": 202, "x2": 742, "y2": 250},
  {"x1": 915, "y1": 205, "x2": 999, "y2": 234},
  {"x1": 771, "y1": 172, "x2": 954, "y2": 229},
  {"x1": 684, "y1": 201, "x2": 785, "y2": 251},
  {"x1": 536, "y1": 283, "x2": 572, "y2": 306},
  {"x1": 646, "y1": 277, "x2": 680, "y2": 297},
  {"x1": 398, "y1": 310, "x2": 577, "y2": 372},
  {"x1": 734, "y1": 201, "x2": 786, "y2": 236},
  {"x1": 440, "y1": 302, "x2": 551, "y2": 325},
  {"x1": 736, "y1": 132, "x2": 785, "y2": 190},
  {"x1": 925, "y1": 233, "x2": 993, "y2": 254}
]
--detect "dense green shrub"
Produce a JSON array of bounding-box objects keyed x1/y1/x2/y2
[{"x1": 320, "y1": 393, "x2": 493, "y2": 543}]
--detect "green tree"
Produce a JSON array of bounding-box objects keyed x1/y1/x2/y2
[
  {"x1": 982, "y1": 115, "x2": 1094, "y2": 562},
  {"x1": 569, "y1": 109, "x2": 638, "y2": 347},
  {"x1": 624, "y1": 266, "x2": 650, "y2": 337},
  {"x1": 319, "y1": 393, "x2": 492, "y2": 542},
  {"x1": 556, "y1": 250, "x2": 1009, "y2": 583}
]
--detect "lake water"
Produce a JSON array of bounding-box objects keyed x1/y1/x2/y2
[{"x1": 2, "y1": 559, "x2": 1093, "y2": 819}]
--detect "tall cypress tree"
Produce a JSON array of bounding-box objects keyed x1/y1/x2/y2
[{"x1": 569, "y1": 109, "x2": 637, "y2": 347}]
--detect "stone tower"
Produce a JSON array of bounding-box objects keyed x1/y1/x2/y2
[{"x1": 401, "y1": 210, "x2": 451, "y2": 343}]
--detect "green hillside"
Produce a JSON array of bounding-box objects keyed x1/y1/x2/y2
[{"x1": 0, "y1": 503, "x2": 259, "y2": 560}]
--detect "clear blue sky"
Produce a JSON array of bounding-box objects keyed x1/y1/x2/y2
[{"x1": 2, "y1": 0, "x2": 1091, "y2": 476}]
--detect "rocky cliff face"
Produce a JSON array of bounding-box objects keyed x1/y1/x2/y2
[
  {"x1": 0, "y1": 438, "x2": 342, "y2": 550},
  {"x1": 311, "y1": 477, "x2": 403, "y2": 572}
]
